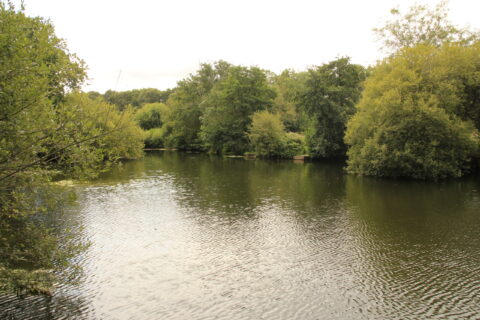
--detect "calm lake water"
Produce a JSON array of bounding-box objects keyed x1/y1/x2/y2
[{"x1": 2, "y1": 151, "x2": 480, "y2": 319}]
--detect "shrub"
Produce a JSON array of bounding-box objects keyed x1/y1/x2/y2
[
  {"x1": 346, "y1": 67, "x2": 479, "y2": 178},
  {"x1": 249, "y1": 111, "x2": 306, "y2": 158},
  {"x1": 345, "y1": 43, "x2": 480, "y2": 179},
  {"x1": 283, "y1": 132, "x2": 306, "y2": 157},
  {"x1": 249, "y1": 111, "x2": 285, "y2": 157},
  {"x1": 144, "y1": 128, "x2": 164, "y2": 148}
]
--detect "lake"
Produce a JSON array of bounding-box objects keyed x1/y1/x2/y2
[{"x1": 2, "y1": 151, "x2": 480, "y2": 319}]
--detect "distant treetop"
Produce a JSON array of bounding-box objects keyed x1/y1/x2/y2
[{"x1": 374, "y1": 1, "x2": 480, "y2": 53}]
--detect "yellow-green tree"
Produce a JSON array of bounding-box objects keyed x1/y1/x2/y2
[
  {"x1": 345, "y1": 44, "x2": 480, "y2": 179},
  {"x1": 0, "y1": 2, "x2": 143, "y2": 295},
  {"x1": 249, "y1": 111, "x2": 305, "y2": 158},
  {"x1": 249, "y1": 111, "x2": 286, "y2": 157},
  {"x1": 374, "y1": 1, "x2": 480, "y2": 53}
]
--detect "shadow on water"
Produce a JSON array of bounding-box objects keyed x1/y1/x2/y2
[
  {"x1": 0, "y1": 189, "x2": 92, "y2": 320},
  {"x1": 0, "y1": 294, "x2": 91, "y2": 320},
  {"x1": 344, "y1": 173, "x2": 480, "y2": 252},
  {"x1": 3, "y1": 151, "x2": 480, "y2": 319},
  {"x1": 134, "y1": 152, "x2": 347, "y2": 218},
  {"x1": 343, "y1": 175, "x2": 480, "y2": 319},
  {"x1": 93, "y1": 151, "x2": 347, "y2": 217}
]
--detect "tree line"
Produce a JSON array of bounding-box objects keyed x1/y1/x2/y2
[
  {"x1": 90, "y1": 59, "x2": 367, "y2": 159},
  {"x1": 86, "y1": 3, "x2": 480, "y2": 181}
]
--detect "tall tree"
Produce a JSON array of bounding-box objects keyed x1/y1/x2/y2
[
  {"x1": 271, "y1": 69, "x2": 308, "y2": 132},
  {"x1": 345, "y1": 44, "x2": 480, "y2": 179},
  {"x1": 297, "y1": 57, "x2": 366, "y2": 158},
  {"x1": 0, "y1": 2, "x2": 143, "y2": 295},
  {"x1": 0, "y1": 2, "x2": 85, "y2": 183},
  {"x1": 200, "y1": 66, "x2": 276, "y2": 154},
  {"x1": 165, "y1": 61, "x2": 231, "y2": 150}
]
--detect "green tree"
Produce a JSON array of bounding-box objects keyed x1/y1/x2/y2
[
  {"x1": 249, "y1": 111, "x2": 286, "y2": 157},
  {"x1": 200, "y1": 66, "x2": 276, "y2": 154},
  {"x1": 297, "y1": 57, "x2": 367, "y2": 158},
  {"x1": 135, "y1": 102, "x2": 172, "y2": 148},
  {"x1": 135, "y1": 103, "x2": 170, "y2": 130},
  {"x1": 0, "y1": 2, "x2": 143, "y2": 295},
  {"x1": 165, "y1": 61, "x2": 231, "y2": 150},
  {"x1": 248, "y1": 111, "x2": 305, "y2": 158},
  {"x1": 345, "y1": 44, "x2": 480, "y2": 179},
  {"x1": 271, "y1": 69, "x2": 308, "y2": 132},
  {"x1": 0, "y1": 2, "x2": 86, "y2": 182},
  {"x1": 144, "y1": 128, "x2": 165, "y2": 148},
  {"x1": 0, "y1": 2, "x2": 86, "y2": 294},
  {"x1": 104, "y1": 88, "x2": 173, "y2": 110},
  {"x1": 374, "y1": 1, "x2": 480, "y2": 53},
  {"x1": 86, "y1": 91, "x2": 102, "y2": 100},
  {"x1": 63, "y1": 93, "x2": 144, "y2": 164}
]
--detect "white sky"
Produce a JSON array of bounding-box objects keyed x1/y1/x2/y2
[{"x1": 13, "y1": 0, "x2": 480, "y2": 93}]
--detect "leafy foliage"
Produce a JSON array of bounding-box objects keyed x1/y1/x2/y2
[
  {"x1": 271, "y1": 70, "x2": 308, "y2": 132},
  {"x1": 164, "y1": 61, "x2": 231, "y2": 150},
  {"x1": 297, "y1": 58, "x2": 367, "y2": 158},
  {"x1": 0, "y1": 2, "x2": 143, "y2": 295},
  {"x1": 135, "y1": 103, "x2": 170, "y2": 130},
  {"x1": 283, "y1": 132, "x2": 306, "y2": 157},
  {"x1": 374, "y1": 1, "x2": 480, "y2": 53},
  {"x1": 345, "y1": 44, "x2": 480, "y2": 179},
  {"x1": 249, "y1": 111, "x2": 286, "y2": 157},
  {"x1": 144, "y1": 128, "x2": 165, "y2": 148},
  {"x1": 63, "y1": 93, "x2": 145, "y2": 163},
  {"x1": 103, "y1": 88, "x2": 173, "y2": 110},
  {"x1": 200, "y1": 66, "x2": 276, "y2": 154},
  {"x1": 0, "y1": 3, "x2": 86, "y2": 183},
  {"x1": 249, "y1": 111, "x2": 305, "y2": 158}
]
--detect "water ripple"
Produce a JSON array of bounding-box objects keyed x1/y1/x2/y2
[{"x1": 2, "y1": 153, "x2": 480, "y2": 319}]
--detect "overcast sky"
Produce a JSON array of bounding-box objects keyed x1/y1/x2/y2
[{"x1": 13, "y1": 0, "x2": 480, "y2": 93}]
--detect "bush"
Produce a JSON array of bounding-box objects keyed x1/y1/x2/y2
[
  {"x1": 345, "y1": 43, "x2": 480, "y2": 179},
  {"x1": 249, "y1": 111, "x2": 306, "y2": 158},
  {"x1": 283, "y1": 132, "x2": 306, "y2": 157},
  {"x1": 347, "y1": 102, "x2": 477, "y2": 179},
  {"x1": 64, "y1": 93, "x2": 145, "y2": 165},
  {"x1": 249, "y1": 111, "x2": 285, "y2": 157},
  {"x1": 144, "y1": 128, "x2": 164, "y2": 148}
]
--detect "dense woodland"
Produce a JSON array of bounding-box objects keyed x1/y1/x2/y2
[
  {"x1": 86, "y1": 3, "x2": 480, "y2": 180},
  {"x1": 1, "y1": 1, "x2": 480, "y2": 295}
]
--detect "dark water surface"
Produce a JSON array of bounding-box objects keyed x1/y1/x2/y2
[{"x1": 2, "y1": 151, "x2": 480, "y2": 319}]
